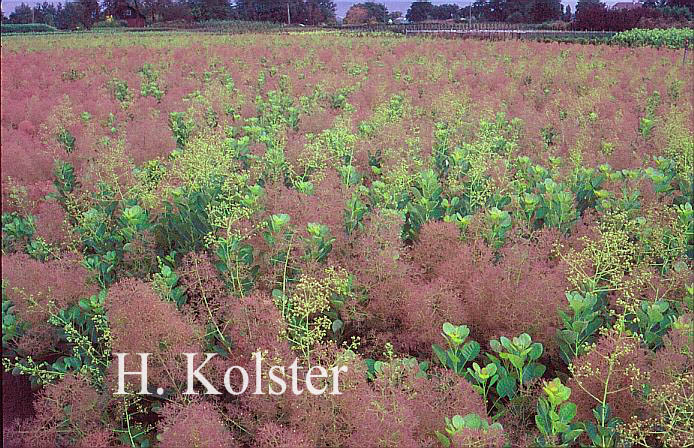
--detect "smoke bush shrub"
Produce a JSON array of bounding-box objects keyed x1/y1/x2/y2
[
  {"x1": 1, "y1": 253, "x2": 97, "y2": 355},
  {"x1": 409, "y1": 220, "x2": 462, "y2": 282},
  {"x1": 568, "y1": 330, "x2": 651, "y2": 423},
  {"x1": 157, "y1": 401, "x2": 239, "y2": 448},
  {"x1": 463, "y1": 234, "x2": 568, "y2": 359},
  {"x1": 398, "y1": 280, "x2": 466, "y2": 356},
  {"x1": 106, "y1": 278, "x2": 202, "y2": 389},
  {"x1": 33, "y1": 199, "x2": 71, "y2": 250},
  {"x1": 1, "y1": 33, "x2": 692, "y2": 447},
  {"x1": 255, "y1": 422, "x2": 311, "y2": 448},
  {"x1": 5, "y1": 374, "x2": 105, "y2": 448}
]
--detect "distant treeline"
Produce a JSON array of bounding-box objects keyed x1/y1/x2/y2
[
  {"x1": 1, "y1": 0, "x2": 691, "y2": 31},
  {"x1": 0, "y1": 0, "x2": 339, "y2": 30},
  {"x1": 345, "y1": 1, "x2": 692, "y2": 31},
  {"x1": 1, "y1": 1, "x2": 100, "y2": 30}
]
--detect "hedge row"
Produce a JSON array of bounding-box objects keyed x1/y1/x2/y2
[{"x1": 1, "y1": 23, "x2": 58, "y2": 33}]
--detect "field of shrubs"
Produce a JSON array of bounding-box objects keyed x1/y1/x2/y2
[{"x1": 1, "y1": 32, "x2": 692, "y2": 447}]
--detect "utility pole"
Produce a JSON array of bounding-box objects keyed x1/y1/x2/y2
[
  {"x1": 469, "y1": 2, "x2": 472, "y2": 23},
  {"x1": 287, "y1": 2, "x2": 291, "y2": 25}
]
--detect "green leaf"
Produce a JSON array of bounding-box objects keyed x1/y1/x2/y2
[
  {"x1": 500, "y1": 352, "x2": 525, "y2": 370},
  {"x1": 593, "y1": 404, "x2": 611, "y2": 422},
  {"x1": 559, "y1": 402, "x2": 577, "y2": 423},
  {"x1": 435, "y1": 431, "x2": 451, "y2": 448},
  {"x1": 523, "y1": 363, "x2": 546, "y2": 383},
  {"x1": 537, "y1": 397, "x2": 550, "y2": 416},
  {"x1": 516, "y1": 333, "x2": 532, "y2": 348},
  {"x1": 496, "y1": 375, "x2": 517, "y2": 399},
  {"x1": 562, "y1": 428, "x2": 584, "y2": 444},
  {"x1": 433, "y1": 344, "x2": 448, "y2": 367},
  {"x1": 528, "y1": 342, "x2": 543, "y2": 360},
  {"x1": 78, "y1": 299, "x2": 91, "y2": 311},
  {"x1": 448, "y1": 350, "x2": 460, "y2": 367},
  {"x1": 212, "y1": 344, "x2": 229, "y2": 358},
  {"x1": 461, "y1": 340, "x2": 480, "y2": 362},
  {"x1": 482, "y1": 362, "x2": 497, "y2": 377},
  {"x1": 535, "y1": 414, "x2": 550, "y2": 436},
  {"x1": 451, "y1": 414, "x2": 465, "y2": 429},
  {"x1": 417, "y1": 361, "x2": 429, "y2": 377},
  {"x1": 460, "y1": 413, "x2": 483, "y2": 429}
]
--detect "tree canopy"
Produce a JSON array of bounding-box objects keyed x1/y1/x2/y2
[
  {"x1": 406, "y1": 1, "x2": 468, "y2": 22},
  {"x1": 471, "y1": 0, "x2": 563, "y2": 23},
  {"x1": 344, "y1": 2, "x2": 389, "y2": 24},
  {"x1": 233, "y1": 0, "x2": 336, "y2": 24}
]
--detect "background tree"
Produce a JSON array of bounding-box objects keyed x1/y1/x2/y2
[
  {"x1": 187, "y1": 0, "x2": 231, "y2": 21},
  {"x1": 562, "y1": 4, "x2": 572, "y2": 21},
  {"x1": 52, "y1": 1, "x2": 87, "y2": 28},
  {"x1": 358, "y1": 2, "x2": 388, "y2": 22},
  {"x1": 77, "y1": 0, "x2": 100, "y2": 28},
  {"x1": 665, "y1": 0, "x2": 693, "y2": 7},
  {"x1": 469, "y1": 0, "x2": 562, "y2": 22},
  {"x1": 134, "y1": 0, "x2": 171, "y2": 23},
  {"x1": 344, "y1": 2, "x2": 388, "y2": 23},
  {"x1": 406, "y1": 0, "x2": 433, "y2": 21},
  {"x1": 528, "y1": 0, "x2": 562, "y2": 22},
  {"x1": 54, "y1": 2, "x2": 73, "y2": 28},
  {"x1": 34, "y1": 3, "x2": 59, "y2": 26},
  {"x1": 431, "y1": 3, "x2": 461, "y2": 19},
  {"x1": 471, "y1": 0, "x2": 509, "y2": 21},
  {"x1": 233, "y1": 0, "x2": 286, "y2": 22},
  {"x1": 102, "y1": 0, "x2": 118, "y2": 17},
  {"x1": 161, "y1": 0, "x2": 194, "y2": 21},
  {"x1": 575, "y1": 0, "x2": 607, "y2": 29},
  {"x1": 344, "y1": 4, "x2": 370, "y2": 23},
  {"x1": 304, "y1": 0, "x2": 337, "y2": 24},
  {"x1": 8, "y1": 3, "x2": 34, "y2": 23},
  {"x1": 388, "y1": 10, "x2": 402, "y2": 20},
  {"x1": 233, "y1": 0, "x2": 335, "y2": 23}
]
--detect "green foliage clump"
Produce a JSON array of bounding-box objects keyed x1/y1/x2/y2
[
  {"x1": 612, "y1": 28, "x2": 694, "y2": 49},
  {"x1": 488, "y1": 333, "x2": 545, "y2": 397},
  {"x1": 534, "y1": 378, "x2": 583, "y2": 447},
  {"x1": 3, "y1": 292, "x2": 112, "y2": 389},
  {"x1": 435, "y1": 413, "x2": 504, "y2": 448},
  {"x1": 108, "y1": 78, "x2": 132, "y2": 108},
  {"x1": 139, "y1": 63, "x2": 164, "y2": 102},
  {"x1": 1, "y1": 23, "x2": 57, "y2": 33},
  {"x1": 2, "y1": 212, "x2": 35, "y2": 252},
  {"x1": 432, "y1": 322, "x2": 480, "y2": 377},
  {"x1": 273, "y1": 267, "x2": 354, "y2": 358}
]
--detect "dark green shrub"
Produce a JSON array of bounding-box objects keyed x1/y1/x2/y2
[{"x1": 1, "y1": 23, "x2": 58, "y2": 34}]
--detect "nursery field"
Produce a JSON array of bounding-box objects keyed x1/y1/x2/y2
[{"x1": 1, "y1": 32, "x2": 693, "y2": 448}]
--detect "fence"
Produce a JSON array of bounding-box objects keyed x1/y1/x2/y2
[{"x1": 337, "y1": 22, "x2": 616, "y2": 42}]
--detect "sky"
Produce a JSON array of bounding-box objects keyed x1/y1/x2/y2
[{"x1": 1, "y1": 0, "x2": 627, "y2": 17}]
